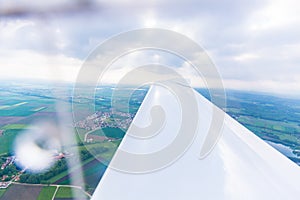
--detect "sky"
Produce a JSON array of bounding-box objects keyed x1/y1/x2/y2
[{"x1": 0, "y1": 0, "x2": 300, "y2": 97}]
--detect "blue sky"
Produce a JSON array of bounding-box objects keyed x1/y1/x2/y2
[{"x1": 0, "y1": 0, "x2": 299, "y2": 97}]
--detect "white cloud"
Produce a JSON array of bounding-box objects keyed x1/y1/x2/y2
[
  {"x1": 0, "y1": 50, "x2": 81, "y2": 82},
  {"x1": 248, "y1": 0, "x2": 300, "y2": 31},
  {"x1": 233, "y1": 53, "x2": 260, "y2": 62},
  {"x1": 0, "y1": 0, "x2": 300, "y2": 96}
]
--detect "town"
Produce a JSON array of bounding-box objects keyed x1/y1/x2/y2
[{"x1": 75, "y1": 110, "x2": 135, "y2": 132}]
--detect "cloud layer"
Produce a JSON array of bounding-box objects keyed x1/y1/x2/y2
[{"x1": 0, "y1": 0, "x2": 300, "y2": 97}]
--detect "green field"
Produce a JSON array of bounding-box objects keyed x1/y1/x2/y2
[
  {"x1": 37, "y1": 186, "x2": 57, "y2": 200},
  {"x1": 46, "y1": 155, "x2": 95, "y2": 184},
  {"x1": 90, "y1": 127, "x2": 125, "y2": 139},
  {"x1": 0, "y1": 124, "x2": 29, "y2": 155},
  {"x1": 32, "y1": 107, "x2": 46, "y2": 112},
  {"x1": 0, "y1": 102, "x2": 28, "y2": 110},
  {"x1": 55, "y1": 186, "x2": 88, "y2": 199},
  {"x1": 76, "y1": 128, "x2": 88, "y2": 142},
  {"x1": 0, "y1": 102, "x2": 36, "y2": 117},
  {"x1": 55, "y1": 187, "x2": 73, "y2": 198},
  {"x1": 236, "y1": 115, "x2": 300, "y2": 149},
  {"x1": 0, "y1": 129, "x2": 21, "y2": 155},
  {"x1": 0, "y1": 189, "x2": 6, "y2": 198},
  {"x1": 83, "y1": 141, "x2": 121, "y2": 162},
  {"x1": 2, "y1": 124, "x2": 27, "y2": 130}
]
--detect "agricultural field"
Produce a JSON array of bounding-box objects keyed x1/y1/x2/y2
[
  {"x1": 1, "y1": 81, "x2": 300, "y2": 199},
  {"x1": 1, "y1": 185, "x2": 89, "y2": 200},
  {"x1": 225, "y1": 91, "x2": 300, "y2": 151},
  {"x1": 0, "y1": 92, "x2": 57, "y2": 156},
  {"x1": 89, "y1": 127, "x2": 125, "y2": 139},
  {"x1": 197, "y1": 88, "x2": 300, "y2": 162},
  {"x1": 0, "y1": 184, "x2": 42, "y2": 200},
  {"x1": 52, "y1": 142, "x2": 118, "y2": 192},
  {"x1": 0, "y1": 123, "x2": 31, "y2": 155},
  {"x1": 56, "y1": 158, "x2": 107, "y2": 191},
  {"x1": 54, "y1": 186, "x2": 88, "y2": 199},
  {"x1": 55, "y1": 187, "x2": 73, "y2": 198},
  {"x1": 75, "y1": 128, "x2": 89, "y2": 142},
  {"x1": 0, "y1": 189, "x2": 6, "y2": 198},
  {"x1": 37, "y1": 186, "x2": 57, "y2": 200}
]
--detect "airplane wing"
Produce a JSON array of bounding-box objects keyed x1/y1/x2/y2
[{"x1": 91, "y1": 84, "x2": 300, "y2": 200}]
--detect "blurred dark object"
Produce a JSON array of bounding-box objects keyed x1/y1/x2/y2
[{"x1": 0, "y1": 0, "x2": 100, "y2": 17}]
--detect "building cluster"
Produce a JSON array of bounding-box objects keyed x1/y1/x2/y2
[
  {"x1": 1, "y1": 156, "x2": 15, "y2": 170},
  {"x1": 0, "y1": 173, "x2": 22, "y2": 189},
  {"x1": 0, "y1": 181, "x2": 9, "y2": 189},
  {"x1": 0, "y1": 156, "x2": 16, "y2": 189},
  {"x1": 75, "y1": 110, "x2": 134, "y2": 131}
]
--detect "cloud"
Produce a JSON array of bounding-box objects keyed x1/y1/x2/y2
[
  {"x1": 0, "y1": 0, "x2": 300, "y2": 96},
  {"x1": 0, "y1": 49, "x2": 81, "y2": 82}
]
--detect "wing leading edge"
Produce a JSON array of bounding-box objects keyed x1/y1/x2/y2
[{"x1": 92, "y1": 85, "x2": 300, "y2": 200}]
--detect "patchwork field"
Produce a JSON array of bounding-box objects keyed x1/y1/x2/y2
[
  {"x1": 1, "y1": 82, "x2": 300, "y2": 200},
  {"x1": 0, "y1": 184, "x2": 42, "y2": 200},
  {"x1": 56, "y1": 158, "x2": 107, "y2": 190},
  {"x1": 0, "y1": 90, "x2": 59, "y2": 156},
  {"x1": 0, "y1": 185, "x2": 89, "y2": 200}
]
